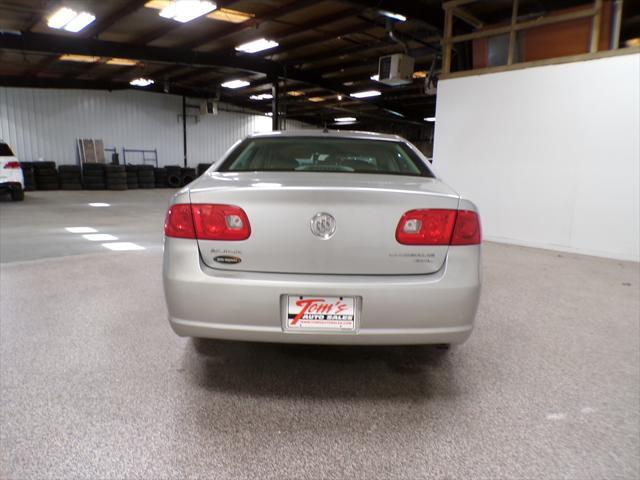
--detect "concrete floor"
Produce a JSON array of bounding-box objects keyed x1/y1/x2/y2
[{"x1": 1, "y1": 190, "x2": 639, "y2": 479}]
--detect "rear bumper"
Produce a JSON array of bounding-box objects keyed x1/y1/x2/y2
[{"x1": 163, "y1": 238, "x2": 481, "y2": 345}]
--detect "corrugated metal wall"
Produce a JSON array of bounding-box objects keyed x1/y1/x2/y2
[{"x1": 0, "y1": 87, "x2": 309, "y2": 167}]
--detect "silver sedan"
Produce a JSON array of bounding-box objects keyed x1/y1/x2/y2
[{"x1": 163, "y1": 130, "x2": 481, "y2": 346}]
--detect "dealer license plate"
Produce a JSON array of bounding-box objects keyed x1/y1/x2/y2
[{"x1": 285, "y1": 295, "x2": 357, "y2": 332}]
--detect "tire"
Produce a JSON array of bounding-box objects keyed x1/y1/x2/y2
[
  {"x1": 167, "y1": 174, "x2": 182, "y2": 188},
  {"x1": 33, "y1": 161, "x2": 56, "y2": 170},
  {"x1": 35, "y1": 168, "x2": 57, "y2": 177},
  {"x1": 106, "y1": 173, "x2": 127, "y2": 181},
  {"x1": 58, "y1": 165, "x2": 81, "y2": 173},
  {"x1": 197, "y1": 163, "x2": 211, "y2": 176},
  {"x1": 10, "y1": 187, "x2": 24, "y2": 201},
  {"x1": 181, "y1": 174, "x2": 194, "y2": 186},
  {"x1": 107, "y1": 184, "x2": 127, "y2": 191},
  {"x1": 106, "y1": 165, "x2": 125, "y2": 173},
  {"x1": 60, "y1": 183, "x2": 82, "y2": 190},
  {"x1": 83, "y1": 163, "x2": 105, "y2": 171},
  {"x1": 37, "y1": 183, "x2": 59, "y2": 190}
]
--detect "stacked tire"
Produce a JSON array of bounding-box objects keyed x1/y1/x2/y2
[
  {"x1": 137, "y1": 165, "x2": 155, "y2": 189},
  {"x1": 58, "y1": 165, "x2": 82, "y2": 190},
  {"x1": 181, "y1": 167, "x2": 196, "y2": 186},
  {"x1": 126, "y1": 165, "x2": 139, "y2": 189},
  {"x1": 197, "y1": 163, "x2": 212, "y2": 177},
  {"x1": 20, "y1": 162, "x2": 36, "y2": 191},
  {"x1": 34, "y1": 161, "x2": 59, "y2": 190},
  {"x1": 154, "y1": 167, "x2": 168, "y2": 188},
  {"x1": 83, "y1": 163, "x2": 106, "y2": 190},
  {"x1": 105, "y1": 165, "x2": 127, "y2": 191},
  {"x1": 166, "y1": 165, "x2": 182, "y2": 188}
]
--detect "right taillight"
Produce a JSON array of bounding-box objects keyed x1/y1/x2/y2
[
  {"x1": 4, "y1": 161, "x2": 21, "y2": 168},
  {"x1": 164, "y1": 204, "x2": 251, "y2": 241},
  {"x1": 396, "y1": 209, "x2": 481, "y2": 246}
]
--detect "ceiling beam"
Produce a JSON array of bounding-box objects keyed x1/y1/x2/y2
[
  {"x1": 82, "y1": 0, "x2": 149, "y2": 38},
  {"x1": 337, "y1": 0, "x2": 443, "y2": 32},
  {"x1": 178, "y1": 0, "x2": 320, "y2": 51}
]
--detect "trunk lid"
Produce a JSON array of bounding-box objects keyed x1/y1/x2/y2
[{"x1": 189, "y1": 172, "x2": 459, "y2": 275}]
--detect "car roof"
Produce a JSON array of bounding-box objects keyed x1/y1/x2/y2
[{"x1": 247, "y1": 129, "x2": 406, "y2": 142}]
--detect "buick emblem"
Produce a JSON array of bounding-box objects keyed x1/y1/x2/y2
[{"x1": 310, "y1": 212, "x2": 336, "y2": 240}]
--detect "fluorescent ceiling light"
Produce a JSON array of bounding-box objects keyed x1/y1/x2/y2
[
  {"x1": 264, "y1": 112, "x2": 273, "y2": 117},
  {"x1": 388, "y1": 110, "x2": 405, "y2": 117},
  {"x1": 379, "y1": 10, "x2": 407, "y2": 22},
  {"x1": 88, "y1": 202, "x2": 111, "y2": 207},
  {"x1": 146, "y1": 2, "x2": 251, "y2": 23},
  {"x1": 413, "y1": 70, "x2": 427, "y2": 79},
  {"x1": 63, "y1": 11, "x2": 96, "y2": 32},
  {"x1": 221, "y1": 79, "x2": 249, "y2": 89},
  {"x1": 65, "y1": 227, "x2": 97, "y2": 233},
  {"x1": 308, "y1": 96, "x2": 324, "y2": 102},
  {"x1": 208, "y1": 7, "x2": 253, "y2": 23},
  {"x1": 130, "y1": 78, "x2": 154, "y2": 87},
  {"x1": 59, "y1": 54, "x2": 101, "y2": 63},
  {"x1": 83, "y1": 233, "x2": 118, "y2": 241},
  {"x1": 424, "y1": 117, "x2": 436, "y2": 122},
  {"x1": 249, "y1": 93, "x2": 273, "y2": 100},
  {"x1": 287, "y1": 90, "x2": 304, "y2": 97},
  {"x1": 337, "y1": 95, "x2": 343, "y2": 100},
  {"x1": 102, "y1": 242, "x2": 145, "y2": 251},
  {"x1": 335, "y1": 117, "x2": 356, "y2": 122},
  {"x1": 106, "y1": 58, "x2": 138, "y2": 66},
  {"x1": 370, "y1": 74, "x2": 379, "y2": 81},
  {"x1": 235, "y1": 38, "x2": 279, "y2": 53},
  {"x1": 350, "y1": 90, "x2": 381, "y2": 99},
  {"x1": 160, "y1": 1, "x2": 217, "y2": 23},
  {"x1": 47, "y1": 7, "x2": 77, "y2": 29}
]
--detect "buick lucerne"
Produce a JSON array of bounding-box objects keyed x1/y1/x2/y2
[{"x1": 163, "y1": 131, "x2": 481, "y2": 346}]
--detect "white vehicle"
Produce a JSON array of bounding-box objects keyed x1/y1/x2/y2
[
  {"x1": 163, "y1": 131, "x2": 482, "y2": 346},
  {"x1": 0, "y1": 142, "x2": 25, "y2": 201}
]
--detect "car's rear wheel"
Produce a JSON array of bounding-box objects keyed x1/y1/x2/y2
[{"x1": 10, "y1": 186, "x2": 25, "y2": 201}]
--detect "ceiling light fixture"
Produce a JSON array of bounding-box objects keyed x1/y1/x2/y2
[
  {"x1": 63, "y1": 12, "x2": 96, "y2": 32},
  {"x1": 59, "y1": 54, "x2": 101, "y2": 63},
  {"x1": 379, "y1": 10, "x2": 407, "y2": 22},
  {"x1": 337, "y1": 95, "x2": 343, "y2": 100},
  {"x1": 47, "y1": 7, "x2": 95, "y2": 32},
  {"x1": 424, "y1": 117, "x2": 436, "y2": 122},
  {"x1": 308, "y1": 97, "x2": 324, "y2": 102},
  {"x1": 235, "y1": 38, "x2": 279, "y2": 53},
  {"x1": 350, "y1": 90, "x2": 381, "y2": 99},
  {"x1": 370, "y1": 74, "x2": 380, "y2": 81},
  {"x1": 412, "y1": 70, "x2": 427, "y2": 79},
  {"x1": 264, "y1": 112, "x2": 273, "y2": 117},
  {"x1": 130, "y1": 78, "x2": 155, "y2": 87},
  {"x1": 160, "y1": 1, "x2": 217, "y2": 23},
  {"x1": 208, "y1": 7, "x2": 253, "y2": 23},
  {"x1": 221, "y1": 79, "x2": 250, "y2": 89},
  {"x1": 334, "y1": 117, "x2": 356, "y2": 122},
  {"x1": 106, "y1": 58, "x2": 138, "y2": 66},
  {"x1": 249, "y1": 93, "x2": 273, "y2": 100},
  {"x1": 287, "y1": 90, "x2": 304, "y2": 97}
]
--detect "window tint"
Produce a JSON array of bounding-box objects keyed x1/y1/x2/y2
[
  {"x1": 219, "y1": 137, "x2": 432, "y2": 177},
  {"x1": 0, "y1": 143, "x2": 14, "y2": 156}
]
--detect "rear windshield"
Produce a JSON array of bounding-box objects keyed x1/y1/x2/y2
[
  {"x1": 219, "y1": 137, "x2": 433, "y2": 177},
  {"x1": 0, "y1": 143, "x2": 14, "y2": 156}
]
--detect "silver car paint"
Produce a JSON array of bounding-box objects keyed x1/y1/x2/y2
[{"x1": 163, "y1": 130, "x2": 481, "y2": 345}]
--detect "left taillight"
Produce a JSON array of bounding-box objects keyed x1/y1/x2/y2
[
  {"x1": 4, "y1": 161, "x2": 21, "y2": 169},
  {"x1": 164, "y1": 204, "x2": 196, "y2": 239},
  {"x1": 164, "y1": 204, "x2": 251, "y2": 241}
]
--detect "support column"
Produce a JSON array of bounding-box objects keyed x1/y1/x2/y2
[
  {"x1": 271, "y1": 78, "x2": 279, "y2": 131},
  {"x1": 182, "y1": 95, "x2": 187, "y2": 167}
]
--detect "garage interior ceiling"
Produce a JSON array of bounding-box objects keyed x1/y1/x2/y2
[{"x1": 0, "y1": 0, "x2": 639, "y2": 132}]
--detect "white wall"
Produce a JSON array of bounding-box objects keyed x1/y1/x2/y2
[
  {"x1": 0, "y1": 87, "x2": 309, "y2": 167},
  {"x1": 434, "y1": 52, "x2": 640, "y2": 261}
]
